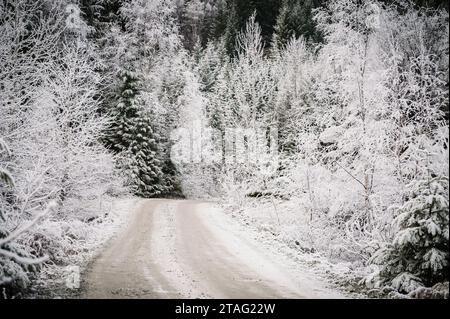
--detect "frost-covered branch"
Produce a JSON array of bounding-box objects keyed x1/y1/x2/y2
[{"x1": 0, "y1": 201, "x2": 57, "y2": 248}]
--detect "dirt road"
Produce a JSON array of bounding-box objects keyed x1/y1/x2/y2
[{"x1": 83, "y1": 199, "x2": 343, "y2": 298}]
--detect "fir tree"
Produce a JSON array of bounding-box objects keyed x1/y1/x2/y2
[
  {"x1": 369, "y1": 176, "x2": 449, "y2": 293},
  {"x1": 222, "y1": 2, "x2": 240, "y2": 56},
  {"x1": 212, "y1": 0, "x2": 282, "y2": 54},
  {"x1": 106, "y1": 71, "x2": 166, "y2": 197},
  {"x1": 124, "y1": 117, "x2": 166, "y2": 197},
  {"x1": 273, "y1": 0, "x2": 323, "y2": 49}
]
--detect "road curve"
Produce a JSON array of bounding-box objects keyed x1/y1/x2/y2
[{"x1": 82, "y1": 199, "x2": 342, "y2": 299}]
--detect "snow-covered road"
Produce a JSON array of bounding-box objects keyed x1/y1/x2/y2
[{"x1": 83, "y1": 199, "x2": 343, "y2": 298}]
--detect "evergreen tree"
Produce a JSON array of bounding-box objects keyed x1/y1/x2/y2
[
  {"x1": 101, "y1": 0, "x2": 184, "y2": 197},
  {"x1": 273, "y1": 0, "x2": 323, "y2": 49},
  {"x1": 106, "y1": 71, "x2": 166, "y2": 197},
  {"x1": 124, "y1": 116, "x2": 166, "y2": 197},
  {"x1": 196, "y1": 39, "x2": 228, "y2": 93},
  {"x1": 222, "y1": 2, "x2": 240, "y2": 56},
  {"x1": 212, "y1": 0, "x2": 282, "y2": 55},
  {"x1": 369, "y1": 176, "x2": 449, "y2": 293}
]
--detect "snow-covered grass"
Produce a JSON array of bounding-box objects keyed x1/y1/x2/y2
[
  {"x1": 1, "y1": 0, "x2": 448, "y2": 300},
  {"x1": 180, "y1": 0, "x2": 449, "y2": 298},
  {"x1": 218, "y1": 194, "x2": 449, "y2": 299},
  {"x1": 198, "y1": 201, "x2": 355, "y2": 298},
  {"x1": 24, "y1": 197, "x2": 138, "y2": 299},
  {"x1": 218, "y1": 197, "x2": 371, "y2": 298}
]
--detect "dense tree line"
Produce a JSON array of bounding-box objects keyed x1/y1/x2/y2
[
  {"x1": 1, "y1": 0, "x2": 448, "y2": 298},
  {"x1": 184, "y1": 0, "x2": 449, "y2": 297}
]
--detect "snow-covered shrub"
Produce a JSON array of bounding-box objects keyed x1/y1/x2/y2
[
  {"x1": 188, "y1": 0, "x2": 448, "y2": 297},
  {"x1": 0, "y1": 0, "x2": 128, "y2": 297},
  {"x1": 367, "y1": 176, "x2": 449, "y2": 293},
  {"x1": 1, "y1": 138, "x2": 31, "y2": 297},
  {"x1": 0, "y1": 0, "x2": 63, "y2": 297}
]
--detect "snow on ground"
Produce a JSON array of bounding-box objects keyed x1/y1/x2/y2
[
  {"x1": 215, "y1": 199, "x2": 367, "y2": 298},
  {"x1": 149, "y1": 201, "x2": 210, "y2": 298},
  {"x1": 27, "y1": 196, "x2": 139, "y2": 298},
  {"x1": 197, "y1": 201, "x2": 350, "y2": 298},
  {"x1": 83, "y1": 199, "x2": 350, "y2": 298}
]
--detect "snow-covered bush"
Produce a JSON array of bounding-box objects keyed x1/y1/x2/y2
[
  {"x1": 0, "y1": 0, "x2": 127, "y2": 297},
  {"x1": 187, "y1": 0, "x2": 448, "y2": 297},
  {"x1": 1, "y1": 134, "x2": 59, "y2": 297},
  {"x1": 0, "y1": 0, "x2": 60, "y2": 297},
  {"x1": 367, "y1": 176, "x2": 448, "y2": 293}
]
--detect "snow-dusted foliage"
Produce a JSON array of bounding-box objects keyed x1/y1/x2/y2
[
  {"x1": 0, "y1": 0, "x2": 126, "y2": 297},
  {"x1": 184, "y1": 0, "x2": 449, "y2": 297},
  {"x1": 106, "y1": 71, "x2": 166, "y2": 197},
  {"x1": 368, "y1": 176, "x2": 449, "y2": 294},
  {"x1": 102, "y1": 0, "x2": 186, "y2": 197},
  {"x1": 1, "y1": 0, "x2": 448, "y2": 299},
  {"x1": 193, "y1": 15, "x2": 279, "y2": 198}
]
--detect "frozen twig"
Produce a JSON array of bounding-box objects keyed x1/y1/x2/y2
[
  {"x1": 0, "y1": 201, "x2": 57, "y2": 246},
  {"x1": 0, "y1": 201, "x2": 57, "y2": 264}
]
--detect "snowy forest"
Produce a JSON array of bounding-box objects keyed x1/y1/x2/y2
[{"x1": 0, "y1": 0, "x2": 449, "y2": 299}]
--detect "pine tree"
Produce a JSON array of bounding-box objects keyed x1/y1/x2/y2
[
  {"x1": 124, "y1": 117, "x2": 166, "y2": 197},
  {"x1": 369, "y1": 176, "x2": 449, "y2": 293},
  {"x1": 212, "y1": 0, "x2": 282, "y2": 55},
  {"x1": 106, "y1": 71, "x2": 166, "y2": 197},
  {"x1": 102, "y1": 0, "x2": 184, "y2": 197},
  {"x1": 222, "y1": 2, "x2": 240, "y2": 56},
  {"x1": 273, "y1": 0, "x2": 323, "y2": 49},
  {"x1": 273, "y1": 2, "x2": 290, "y2": 49},
  {"x1": 196, "y1": 40, "x2": 228, "y2": 94}
]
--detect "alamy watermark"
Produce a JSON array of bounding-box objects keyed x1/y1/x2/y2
[
  {"x1": 65, "y1": 4, "x2": 88, "y2": 49},
  {"x1": 64, "y1": 265, "x2": 80, "y2": 289},
  {"x1": 170, "y1": 121, "x2": 279, "y2": 175}
]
